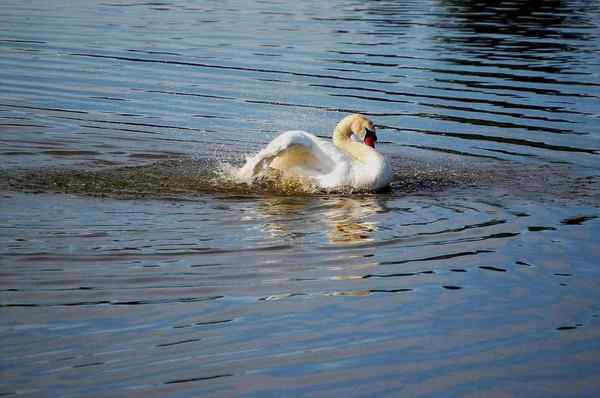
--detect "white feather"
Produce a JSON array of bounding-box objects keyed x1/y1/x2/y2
[{"x1": 236, "y1": 116, "x2": 392, "y2": 191}]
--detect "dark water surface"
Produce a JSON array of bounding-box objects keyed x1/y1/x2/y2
[{"x1": 2, "y1": 0, "x2": 600, "y2": 396}]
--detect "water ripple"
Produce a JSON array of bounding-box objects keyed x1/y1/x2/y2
[{"x1": 2, "y1": 0, "x2": 600, "y2": 396}]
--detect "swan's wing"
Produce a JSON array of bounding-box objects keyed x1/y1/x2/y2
[
  {"x1": 268, "y1": 144, "x2": 324, "y2": 174},
  {"x1": 237, "y1": 131, "x2": 338, "y2": 179}
]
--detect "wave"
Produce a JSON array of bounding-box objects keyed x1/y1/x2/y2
[
  {"x1": 2, "y1": 153, "x2": 598, "y2": 203},
  {"x1": 0, "y1": 155, "x2": 473, "y2": 198}
]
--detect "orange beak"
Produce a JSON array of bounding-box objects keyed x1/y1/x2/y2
[{"x1": 364, "y1": 128, "x2": 377, "y2": 148}]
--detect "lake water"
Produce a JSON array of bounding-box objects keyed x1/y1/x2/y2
[{"x1": 1, "y1": 0, "x2": 600, "y2": 396}]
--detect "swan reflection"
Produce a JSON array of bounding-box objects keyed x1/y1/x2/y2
[
  {"x1": 325, "y1": 197, "x2": 383, "y2": 244},
  {"x1": 255, "y1": 196, "x2": 386, "y2": 245}
]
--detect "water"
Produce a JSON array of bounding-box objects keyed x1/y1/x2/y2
[{"x1": 1, "y1": 0, "x2": 600, "y2": 396}]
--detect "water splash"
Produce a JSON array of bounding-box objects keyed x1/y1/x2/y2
[
  {"x1": 1, "y1": 158, "x2": 324, "y2": 198},
  {"x1": 2, "y1": 154, "x2": 598, "y2": 203}
]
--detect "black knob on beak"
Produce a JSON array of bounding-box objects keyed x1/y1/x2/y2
[{"x1": 364, "y1": 127, "x2": 377, "y2": 148}]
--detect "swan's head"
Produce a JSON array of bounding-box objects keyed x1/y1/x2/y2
[{"x1": 350, "y1": 114, "x2": 377, "y2": 148}]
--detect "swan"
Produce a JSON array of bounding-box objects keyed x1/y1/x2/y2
[{"x1": 236, "y1": 114, "x2": 392, "y2": 191}]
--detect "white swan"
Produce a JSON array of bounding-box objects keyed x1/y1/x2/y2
[{"x1": 236, "y1": 114, "x2": 392, "y2": 191}]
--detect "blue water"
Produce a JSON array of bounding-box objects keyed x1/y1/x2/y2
[{"x1": 1, "y1": 0, "x2": 600, "y2": 396}]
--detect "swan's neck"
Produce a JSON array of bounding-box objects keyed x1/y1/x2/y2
[
  {"x1": 332, "y1": 116, "x2": 391, "y2": 189},
  {"x1": 332, "y1": 115, "x2": 373, "y2": 163},
  {"x1": 333, "y1": 114, "x2": 355, "y2": 148}
]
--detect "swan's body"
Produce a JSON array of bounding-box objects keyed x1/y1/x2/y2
[{"x1": 236, "y1": 114, "x2": 393, "y2": 191}]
